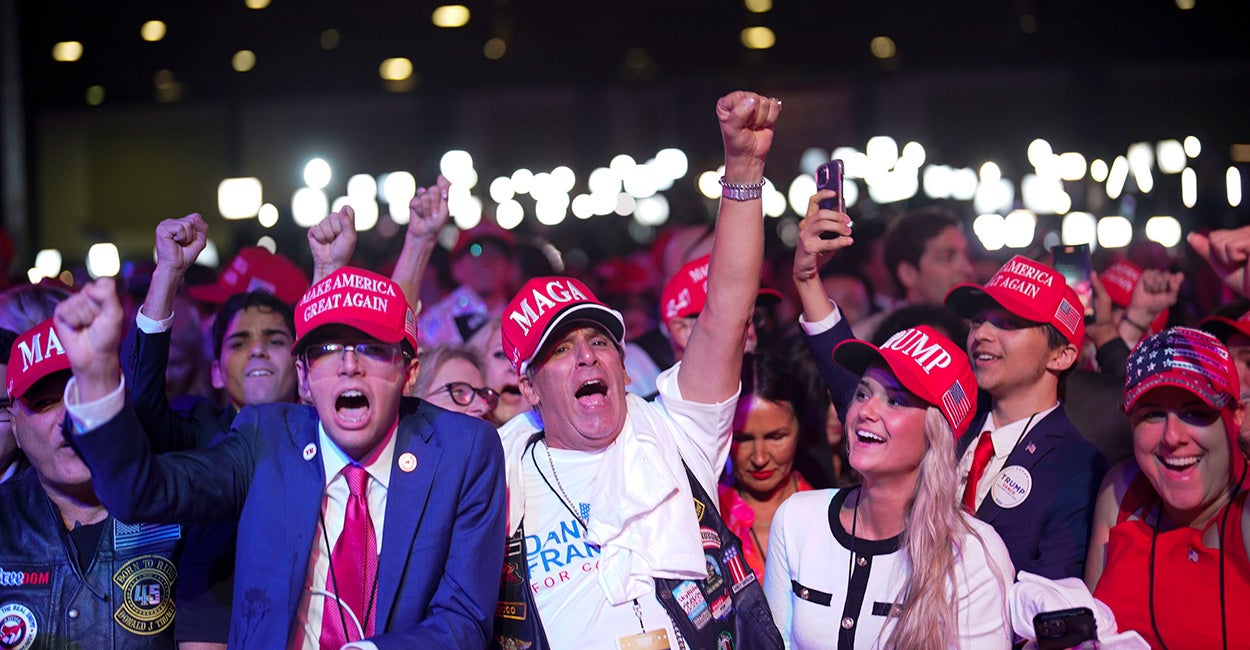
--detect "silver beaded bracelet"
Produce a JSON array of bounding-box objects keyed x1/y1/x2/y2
[{"x1": 718, "y1": 176, "x2": 765, "y2": 201}]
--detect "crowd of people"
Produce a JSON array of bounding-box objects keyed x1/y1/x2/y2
[{"x1": 0, "y1": 88, "x2": 1247, "y2": 649}]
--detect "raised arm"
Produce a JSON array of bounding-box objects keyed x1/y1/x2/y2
[
  {"x1": 390, "y1": 176, "x2": 452, "y2": 310},
  {"x1": 142, "y1": 213, "x2": 208, "y2": 321},
  {"x1": 792, "y1": 189, "x2": 854, "y2": 323},
  {"x1": 1189, "y1": 225, "x2": 1250, "y2": 298},
  {"x1": 126, "y1": 214, "x2": 213, "y2": 451},
  {"x1": 58, "y1": 278, "x2": 252, "y2": 523},
  {"x1": 309, "y1": 206, "x2": 358, "y2": 284},
  {"x1": 792, "y1": 192, "x2": 859, "y2": 419},
  {"x1": 677, "y1": 91, "x2": 781, "y2": 403}
]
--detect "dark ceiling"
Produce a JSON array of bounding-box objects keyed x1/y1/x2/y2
[{"x1": 18, "y1": 0, "x2": 1250, "y2": 110}]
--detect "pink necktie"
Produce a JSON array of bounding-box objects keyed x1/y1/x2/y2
[
  {"x1": 961, "y1": 432, "x2": 995, "y2": 513},
  {"x1": 319, "y1": 464, "x2": 378, "y2": 649}
]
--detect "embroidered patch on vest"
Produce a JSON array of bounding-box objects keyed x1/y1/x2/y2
[
  {"x1": 496, "y1": 601, "x2": 527, "y2": 621},
  {"x1": 112, "y1": 555, "x2": 177, "y2": 635},
  {"x1": 0, "y1": 602, "x2": 37, "y2": 650},
  {"x1": 721, "y1": 546, "x2": 755, "y2": 593},
  {"x1": 113, "y1": 522, "x2": 181, "y2": 553}
]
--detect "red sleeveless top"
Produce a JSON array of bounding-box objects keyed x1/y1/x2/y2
[{"x1": 1093, "y1": 474, "x2": 1250, "y2": 649}]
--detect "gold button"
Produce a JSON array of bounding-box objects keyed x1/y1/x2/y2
[
  {"x1": 842, "y1": 616, "x2": 854, "y2": 629},
  {"x1": 857, "y1": 556, "x2": 867, "y2": 567}
]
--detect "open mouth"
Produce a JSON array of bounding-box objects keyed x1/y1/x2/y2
[
  {"x1": 855, "y1": 430, "x2": 886, "y2": 445},
  {"x1": 245, "y1": 368, "x2": 274, "y2": 378},
  {"x1": 1158, "y1": 454, "x2": 1201, "y2": 474},
  {"x1": 501, "y1": 385, "x2": 521, "y2": 396},
  {"x1": 336, "y1": 389, "x2": 370, "y2": 423},
  {"x1": 575, "y1": 379, "x2": 608, "y2": 408}
]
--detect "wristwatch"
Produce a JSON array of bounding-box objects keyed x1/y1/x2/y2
[{"x1": 719, "y1": 177, "x2": 765, "y2": 201}]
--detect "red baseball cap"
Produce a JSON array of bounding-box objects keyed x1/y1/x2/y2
[
  {"x1": 660, "y1": 254, "x2": 782, "y2": 321},
  {"x1": 833, "y1": 325, "x2": 978, "y2": 435},
  {"x1": 945, "y1": 255, "x2": 1086, "y2": 346},
  {"x1": 502, "y1": 276, "x2": 625, "y2": 373},
  {"x1": 1100, "y1": 260, "x2": 1168, "y2": 334},
  {"x1": 8, "y1": 318, "x2": 71, "y2": 400},
  {"x1": 1199, "y1": 307, "x2": 1250, "y2": 343},
  {"x1": 189, "y1": 246, "x2": 310, "y2": 306},
  {"x1": 293, "y1": 267, "x2": 417, "y2": 354},
  {"x1": 451, "y1": 221, "x2": 516, "y2": 259}
]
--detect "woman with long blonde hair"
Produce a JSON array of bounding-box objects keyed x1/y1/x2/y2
[{"x1": 764, "y1": 326, "x2": 1014, "y2": 649}]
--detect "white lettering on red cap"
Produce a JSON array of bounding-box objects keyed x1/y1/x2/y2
[
  {"x1": 507, "y1": 280, "x2": 589, "y2": 337},
  {"x1": 999, "y1": 259, "x2": 1055, "y2": 286},
  {"x1": 17, "y1": 329, "x2": 64, "y2": 373},
  {"x1": 881, "y1": 328, "x2": 952, "y2": 374},
  {"x1": 687, "y1": 263, "x2": 708, "y2": 285},
  {"x1": 301, "y1": 272, "x2": 396, "y2": 306},
  {"x1": 987, "y1": 275, "x2": 1041, "y2": 299},
  {"x1": 302, "y1": 293, "x2": 342, "y2": 323}
]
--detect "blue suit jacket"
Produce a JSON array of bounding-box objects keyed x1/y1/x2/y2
[
  {"x1": 74, "y1": 398, "x2": 507, "y2": 649},
  {"x1": 955, "y1": 408, "x2": 1107, "y2": 580}
]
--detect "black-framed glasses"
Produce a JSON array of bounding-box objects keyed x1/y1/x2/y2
[
  {"x1": 303, "y1": 342, "x2": 408, "y2": 367},
  {"x1": 429, "y1": 382, "x2": 499, "y2": 411}
]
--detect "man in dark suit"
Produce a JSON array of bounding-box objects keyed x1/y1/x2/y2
[
  {"x1": 55, "y1": 266, "x2": 506, "y2": 649},
  {"x1": 944, "y1": 256, "x2": 1108, "y2": 580}
]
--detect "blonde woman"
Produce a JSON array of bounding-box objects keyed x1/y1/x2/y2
[{"x1": 765, "y1": 326, "x2": 1014, "y2": 649}]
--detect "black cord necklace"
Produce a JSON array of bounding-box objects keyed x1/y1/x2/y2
[{"x1": 1147, "y1": 457, "x2": 1247, "y2": 650}]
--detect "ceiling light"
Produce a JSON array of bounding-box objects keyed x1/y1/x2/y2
[
  {"x1": 232, "y1": 50, "x2": 256, "y2": 72},
  {"x1": 740, "y1": 27, "x2": 775, "y2": 50},
  {"x1": 52, "y1": 41, "x2": 83, "y2": 62},
  {"x1": 432, "y1": 5, "x2": 471, "y2": 28},
  {"x1": 379, "y1": 57, "x2": 413, "y2": 81},
  {"x1": 141, "y1": 21, "x2": 166, "y2": 42}
]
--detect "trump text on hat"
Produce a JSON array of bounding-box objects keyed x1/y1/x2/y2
[{"x1": 880, "y1": 328, "x2": 952, "y2": 374}]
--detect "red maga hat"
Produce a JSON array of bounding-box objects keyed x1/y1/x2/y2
[
  {"x1": 293, "y1": 267, "x2": 417, "y2": 353},
  {"x1": 9, "y1": 318, "x2": 71, "y2": 400},
  {"x1": 501, "y1": 277, "x2": 625, "y2": 374},
  {"x1": 945, "y1": 255, "x2": 1085, "y2": 346},
  {"x1": 833, "y1": 325, "x2": 978, "y2": 435},
  {"x1": 189, "y1": 246, "x2": 310, "y2": 306}
]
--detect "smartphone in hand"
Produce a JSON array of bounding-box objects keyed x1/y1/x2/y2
[
  {"x1": 1052, "y1": 244, "x2": 1094, "y2": 322},
  {"x1": 815, "y1": 159, "x2": 845, "y2": 240},
  {"x1": 1034, "y1": 607, "x2": 1098, "y2": 650}
]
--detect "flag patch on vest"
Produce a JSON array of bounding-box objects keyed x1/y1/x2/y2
[{"x1": 113, "y1": 522, "x2": 181, "y2": 552}]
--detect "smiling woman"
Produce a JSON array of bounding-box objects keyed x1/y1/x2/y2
[
  {"x1": 1086, "y1": 327, "x2": 1250, "y2": 649},
  {"x1": 764, "y1": 326, "x2": 1014, "y2": 650}
]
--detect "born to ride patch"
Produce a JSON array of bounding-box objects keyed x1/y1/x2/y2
[{"x1": 112, "y1": 555, "x2": 177, "y2": 635}]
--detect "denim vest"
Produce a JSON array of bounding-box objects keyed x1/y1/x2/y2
[
  {"x1": 0, "y1": 470, "x2": 181, "y2": 649},
  {"x1": 492, "y1": 436, "x2": 783, "y2": 649}
]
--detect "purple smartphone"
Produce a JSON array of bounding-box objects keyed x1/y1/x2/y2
[{"x1": 815, "y1": 159, "x2": 844, "y2": 239}]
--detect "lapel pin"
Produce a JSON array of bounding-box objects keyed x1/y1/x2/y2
[
  {"x1": 303, "y1": 443, "x2": 317, "y2": 461},
  {"x1": 1025, "y1": 442, "x2": 1037, "y2": 455},
  {"x1": 399, "y1": 452, "x2": 418, "y2": 473}
]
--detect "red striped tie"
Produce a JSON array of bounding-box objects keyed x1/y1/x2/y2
[{"x1": 319, "y1": 464, "x2": 378, "y2": 649}]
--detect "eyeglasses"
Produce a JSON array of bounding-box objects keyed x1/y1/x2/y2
[
  {"x1": 429, "y1": 382, "x2": 499, "y2": 411},
  {"x1": 303, "y1": 342, "x2": 409, "y2": 367}
]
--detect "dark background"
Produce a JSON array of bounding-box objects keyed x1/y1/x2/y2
[{"x1": 5, "y1": 0, "x2": 1249, "y2": 273}]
